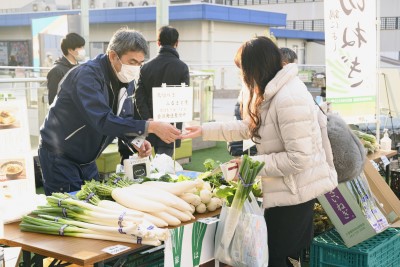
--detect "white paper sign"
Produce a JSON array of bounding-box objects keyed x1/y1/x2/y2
[
  {"x1": 380, "y1": 156, "x2": 390, "y2": 167},
  {"x1": 102, "y1": 244, "x2": 130, "y2": 255},
  {"x1": 152, "y1": 85, "x2": 193, "y2": 123}
]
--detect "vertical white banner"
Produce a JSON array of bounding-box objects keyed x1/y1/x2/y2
[{"x1": 324, "y1": 0, "x2": 377, "y2": 123}]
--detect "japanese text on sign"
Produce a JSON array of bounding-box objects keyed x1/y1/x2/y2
[
  {"x1": 324, "y1": 0, "x2": 376, "y2": 123},
  {"x1": 325, "y1": 187, "x2": 356, "y2": 225},
  {"x1": 152, "y1": 86, "x2": 193, "y2": 123}
]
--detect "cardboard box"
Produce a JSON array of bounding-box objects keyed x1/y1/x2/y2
[
  {"x1": 164, "y1": 217, "x2": 218, "y2": 267},
  {"x1": 318, "y1": 160, "x2": 400, "y2": 247}
]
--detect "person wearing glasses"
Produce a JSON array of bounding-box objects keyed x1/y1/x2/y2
[{"x1": 39, "y1": 27, "x2": 181, "y2": 195}]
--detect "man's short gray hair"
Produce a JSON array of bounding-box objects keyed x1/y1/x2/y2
[{"x1": 107, "y1": 27, "x2": 148, "y2": 57}]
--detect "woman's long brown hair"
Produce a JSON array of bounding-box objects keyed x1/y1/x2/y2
[{"x1": 240, "y1": 36, "x2": 282, "y2": 142}]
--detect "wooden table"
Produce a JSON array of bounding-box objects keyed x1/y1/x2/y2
[
  {"x1": 0, "y1": 210, "x2": 220, "y2": 267},
  {"x1": 367, "y1": 149, "x2": 397, "y2": 162},
  {"x1": 367, "y1": 149, "x2": 398, "y2": 183}
]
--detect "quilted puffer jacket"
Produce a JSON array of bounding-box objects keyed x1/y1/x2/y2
[{"x1": 202, "y1": 63, "x2": 337, "y2": 208}]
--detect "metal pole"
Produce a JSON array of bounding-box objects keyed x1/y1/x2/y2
[
  {"x1": 81, "y1": 0, "x2": 90, "y2": 57},
  {"x1": 156, "y1": 0, "x2": 169, "y2": 35},
  {"x1": 376, "y1": 0, "x2": 381, "y2": 141}
]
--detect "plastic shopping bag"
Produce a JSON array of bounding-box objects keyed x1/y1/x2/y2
[{"x1": 214, "y1": 193, "x2": 268, "y2": 267}]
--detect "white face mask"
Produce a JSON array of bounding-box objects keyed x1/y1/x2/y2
[
  {"x1": 74, "y1": 49, "x2": 86, "y2": 61},
  {"x1": 114, "y1": 55, "x2": 141, "y2": 83}
]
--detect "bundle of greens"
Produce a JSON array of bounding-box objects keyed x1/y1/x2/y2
[
  {"x1": 220, "y1": 154, "x2": 265, "y2": 249},
  {"x1": 353, "y1": 130, "x2": 379, "y2": 154},
  {"x1": 198, "y1": 158, "x2": 262, "y2": 206},
  {"x1": 20, "y1": 193, "x2": 170, "y2": 245}
]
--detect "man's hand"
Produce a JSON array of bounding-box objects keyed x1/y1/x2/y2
[
  {"x1": 132, "y1": 140, "x2": 152, "y2": 158},
  {"x1": 148, "y1": 121, "x2": 181, "y2": 144}
]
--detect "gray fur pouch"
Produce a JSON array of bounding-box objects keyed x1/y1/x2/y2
[{"x1": 327, "y1": 113, "x2": 366, "y2": 183}]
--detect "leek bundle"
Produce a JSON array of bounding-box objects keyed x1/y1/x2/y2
[{"x1": 220, "y1": 155, "x2": 265, "y2": 250}]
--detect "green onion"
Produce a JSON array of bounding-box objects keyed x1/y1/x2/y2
[
  {"x1": 20, "y1": 216, "x2": 161, "y2": 246},
  {"x1": 220, "y1": 154, "x2": 264, "y2": 250}
]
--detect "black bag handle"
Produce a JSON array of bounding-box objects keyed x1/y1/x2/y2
[{"x1": 314, "y1": 99, "x2": 326, "y2": 116}]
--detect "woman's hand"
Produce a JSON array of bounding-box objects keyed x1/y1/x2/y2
[{"x1": 181, "y1": 126, "x2": 202, "y2": 139}]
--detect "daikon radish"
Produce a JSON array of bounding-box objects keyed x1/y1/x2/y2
[
  {"x1": 142, "y1": 213, "x2": 169, "y2": 228},
  {"x1": 143, "y1": 180, "x2": 199, "y2": 196},
  {"x1": 195, "y1": 203, "x2": 207, "y2": 214},
  {"x1": 112, "y1": 187, "x2": 168, "y2": 213},
  {"x1": 125, "y1": 184, "x2": 178, "y2": 207},
  {"x1": 165, "y1": 206, "x2": 192, "y2": 222},
  {"x1": 149, "y1": 211, "x2": 181, "y2": 226},
  {"x1": 97, "y1": 199, "x2": 145, "y2": 217},
  {"x1": 179, "y1": 193, "x2": 202, "y2": 206},
  {"x1": 184, "y1": 210, "x2": 196, "y2": 220},
  {"x1": 131, "y1": 184, "x2": 193, "y2": 212}
]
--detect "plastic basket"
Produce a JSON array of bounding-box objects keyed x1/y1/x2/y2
[
  {"x1": 105, "y1": 245, "x2": 164, "y2": 267},
  {"x1": 310, "y1": 228, "x2": 400, "y2": 267}
]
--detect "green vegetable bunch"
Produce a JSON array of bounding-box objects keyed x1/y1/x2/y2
[
  {"x1": 353, "y1": 130, "x2": 378, "y2": 154},
  {"x1": 200, "y1": 158, "x2": 263, "y2": 206}
]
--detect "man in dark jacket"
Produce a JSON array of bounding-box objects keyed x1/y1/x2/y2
[
  {"x1": 46, "y1": 32, "x2": 86, "y2": 105},
  {"x1": 133, "y1": 26, "x2": 190, "y2": 159},
  {"x1": 39, "y1": 28, "x2": 181, "y2": 195}
]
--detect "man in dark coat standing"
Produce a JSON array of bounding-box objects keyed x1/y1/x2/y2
[
  {"x1": 46, "y1": 33, "x2": 86, "y2": 105},
  {"x1": 131, "y1": 26, "x2": 190, "y2": 158}
]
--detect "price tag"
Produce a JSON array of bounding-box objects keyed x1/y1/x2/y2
[
  {"x1": 198, "y1": 217, "x2": 219, "y2": 225},
  {"x1": 370, "y1": 160, "x2": 380, "y2": 171},
  {"x1": 380, "y1": 156, "x2": 390, "y2": 167},
  {"x1": 131, "y1": 135, "x2": 146, "y2": 148},
  {"x1": 102, "y1": 244, "x2": 130, "y2": 255}
]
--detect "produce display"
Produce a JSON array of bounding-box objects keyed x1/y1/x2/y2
[
  {"x1": 21, "y1": 193, "x2": 168, "y2": 246},
  {"x1": 19, "y1": 156, "x2": 265, "y2": 248},
  {"x1": 353, "y1": 130, "x2": 379, "y2": 154}
]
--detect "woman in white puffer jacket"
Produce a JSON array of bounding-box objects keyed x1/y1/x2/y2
[{"x1": 182, "y1": 36, "x2": 337, "y2": 267}]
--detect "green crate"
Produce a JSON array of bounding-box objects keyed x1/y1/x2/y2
[
  {"x1": 310, "y1": 228, "x2": 400, "y2": 267},
  {"x1": 105, "y1": 245, "x2": 164, "y2": 267}
]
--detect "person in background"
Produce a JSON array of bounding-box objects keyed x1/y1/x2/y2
[
  {"x1": 280, "y1": 47, "x2": 298, "y2": 65},
  {"x1": 38, "y1": 27, "x2": 181, "y2": 195},
  {"x1": 46, "y1": 33, "x2": 86, "y2": 105},
  {"x1": 8, "y1": 55, "x2": 18, "y2": 78},
  {"x1": 181, "y1": 36, "x2": 337, "y2": 266},
  {"x1": 43, "y1": 52, "x2": 54, "y2": 68},
  {"x1": 132, "y1": 25, "x2": 190, "y2": 159}
]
